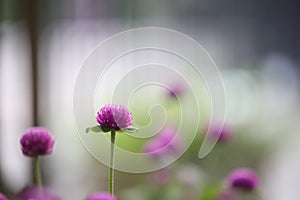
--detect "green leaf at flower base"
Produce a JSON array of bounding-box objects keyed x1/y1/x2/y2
[
  {"x1": 90, "y1": 125, "x2": 102, "y2": 132},
  {"x1": 86, "y1": 125, "x2": 111, "y2": 133},
  {"x1": 100, "y1": 126, "x2": 111, "y2": 132},
  {"x1": 124, "y1": 126, "x2": 139, "y2": 133}
]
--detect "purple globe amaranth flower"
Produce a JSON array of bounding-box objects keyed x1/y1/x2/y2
[
  {"x1": 17, "y1": 186, "x2": 60, "y2": 200},
  {"x1": 144, "y1": 127, "x2": 181, "y2": 158},
  {"x1": 20, "y1": 127, "x2": 55, "y2": 157},
  {"x1": 218, "y1": 189, "x2": 235, "y2": 200},
  {"x1": 167, "y1": 83, "x2": 184, "y2": 98},
  {"x1": 144, "y1": 140, "x2": 165, "y2": 157},
  {"x1": 177, "y1": 165, "x2": 201, "y2": 186},
  {"x1": 96, "y1": 104, "x2": 133, "y2": 131},
  {"x1": 204, "y1": 122, "x2": 232, "y2": 143},
  {"x1": 227, "y1": 168, "x2": 259, "y2": 191},
  {"x1": 150, "y1": 168, "x2": 171, "y2": 185},
  {"x1": 85, "y1": 192, "x2": 117, "y2": 200},
  {"x1": 0, "y1": 193, "x2": 8, "y2": 200}
]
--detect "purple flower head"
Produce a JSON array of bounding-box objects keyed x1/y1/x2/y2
[
  {"x1": 144, "y1": 140, "x2": 165, "y2": 158},
  {"x1": 85, "y1": 192, "x2": 117, "y2": 200},
  {"x1": 177, "y1": 165, "x2": 201, "y2": 186},
  {"x1": 167, "y1": 83, "x2": 184, "y2": 98},
  {"x1": 0, "y1": 193, "x2": 8, "y2": 200},
  {"x1": 150, "y1": 168, "x2": 171, "y2": 185},
  {"x1": 17, "y1": 186, "x2": 60, "y2": 200},
  {"x1": 227, "y1": 168, "x2": 259, "y2": 191},
  {"x1": 157, "y1": 128, "x2": 181, "y2": 151},
  {"x1": 144, "y1": 127, "x2": 181, "y2": 158},
  {"x1": 20, "y1": 127, "x2": 55, "y2": 157},
  {"x1": 218, "y1": 189, "x2": 235, "y2": 200},
  {"x1": 205, "y1": 122, "x2": 232, "y2": 143},
  {"x1": 96, "y1": 104, "x2": 133, "y2": 131}
]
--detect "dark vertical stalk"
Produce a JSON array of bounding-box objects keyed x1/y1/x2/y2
[
  {"x1": 26, "y1": 0, "x2": 40, "y2": 185},
  {"x1": 0, "y1": 0, "x2": 3, "y2": 193},
  {"x1": 26, "y1": 0, "x2": 39, "y2": 127}
]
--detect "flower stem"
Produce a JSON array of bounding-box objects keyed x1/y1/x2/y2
[
  {"x1": 109, "y1": 130, "x2": 116, "y2": 195},
  {"x1": 34, "y1": 156, "x2": 42, "y2": 187}
]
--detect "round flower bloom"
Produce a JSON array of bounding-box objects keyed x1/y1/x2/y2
[
  {"x1": 205, "y1": 122, "x2": 232, "y2": 143},
  {"x1": 218, "y1": 189, "x2": 234, "y2": 200},
  {"x1": 167, "y1": 84, "x2": 184, "y2": 98},
  {"x1": 158, "y1": 128, "x2": 181, "y2": 151},
  {"x1": 150, "y1": 168, "x2": 171, "y2": 185},
  {"x1": 144, "y1": 140, "x2": 166, "y2": 158},
  {"x1": 17, "y1": 186, "x2": 60, "y2": 200},
  {"x1": 227, "y1": 168, "x2": 259, "y2": 191},
  {"x1": 144, "y1": 127, "x2": 180, "y2": 158},
  {"x1": 20, "y1": 127, "x2": 55, "y2": 157},
  {"x1": 177, "y1": 165, "x2": 201, "y2": 186},
  {"x1": 85, "y1": 192, "x2": 117, "y2": 200},
  {"x1": 96, "y1": 104, "x2": 133, "y2": 131},
  {"x1": 0, "y1": 193, "x2": 8, "y2": 200}
]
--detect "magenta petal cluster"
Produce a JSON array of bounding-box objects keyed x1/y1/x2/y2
[
  {"x1": 218, "y1": 190, "x2": 234, "y2": 200},
  {"x1": 150, "y1": 168, "x2": 171, "y2": 185},
  {"x1": 85, "y1": 192, "x2": 117, "y2": 200},
  {"x1": 20, "y1": 127, "x2": 55, "y2": 157},
  {"x1": 144, "y1": 127, "x2": 180, "y2": 158},
  {"x1": 205, "y1": 122, "x2": 232, "y2": 143},
  {"x1": 167, "y1": 84, "x2": 184, "y2": 98},
  {"x1": 227, "y1": 168, "x2": 259, "y2": 191},
  {"x1": 17, "y1": 186, "x2": 60, "y2": 200},
  {"x1": 96, "y1": 104, "x2": 133, "y2": 131},
  {"x1": 0, "y1": 193, "x2": 8, "y2": 200}
]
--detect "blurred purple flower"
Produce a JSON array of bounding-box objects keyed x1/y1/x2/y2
[
  {"x1": 0, "y1": 193, "x2": 8, "y2": 200},
  {"x1": 96, "y1": 104, "x2": 133, "y2": 131},
  {"x1": 167, "y1": 83, "x2": 184, "y2": 98},
  {"x1": 218, "y1": 189, "x2": 234, "y2": 200},
  {"x1": 204, "y1": 123, "x2": 232, "y2": 143},
  {"x1": 85, "y1": 192, "x2": 117, "y2": 200},
  {"x1": 144, "y1": 140, "x2": 165, "y2": 158},
  {"x1": 150, "y1": 168, "x2": 171, "y2": 185},
  {"x1": 227, "y1": 168, "x2": 259, "y2": 191},
  {"x1": 17, "y1": 186, "x2": 60, "y2": 200},
  {"x1": 20, "y1": 127, "x2": 55, "y2": 157},
  {"x1": 144, "y1": 127, "x2": 181, "y2": 158},
  {"x1": 177, "y1": 165, "x2": 201, "y2": 186}
]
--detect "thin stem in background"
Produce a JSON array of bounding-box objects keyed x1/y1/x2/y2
[
  {"x1": 27, "y1": 0, "x2": 39, "y2": 127},
  {"x1": 27, "y1": 0, "x2": 42, "y2": 186}
]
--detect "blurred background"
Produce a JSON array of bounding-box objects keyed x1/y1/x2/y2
[{"x1": 0, "y1": 0, "x2": 300, "y2": 199}]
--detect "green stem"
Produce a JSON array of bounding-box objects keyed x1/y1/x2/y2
[
  {"x1": 34, "y1": 156, "x2": 42, "y2": 187},
  {"x1": 109, "y1": 130, "x2": 116, "y2": 195}
]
